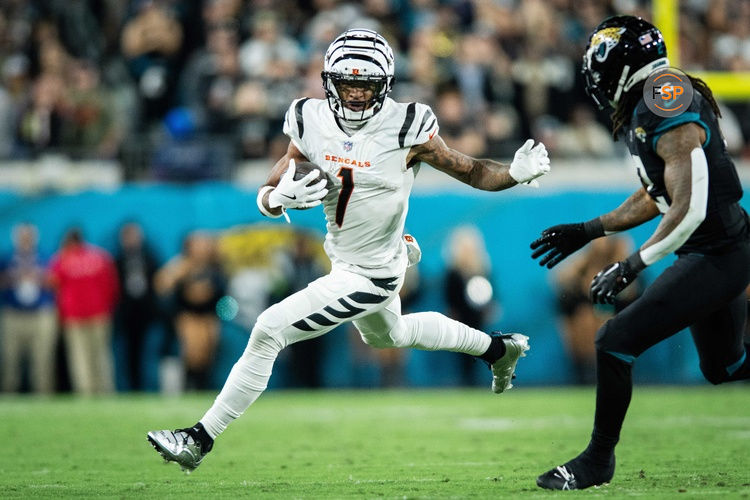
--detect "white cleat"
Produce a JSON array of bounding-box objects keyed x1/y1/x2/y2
[
  {"x1": 490, "y1": 333, "x2": 530, "y2": 393},
  {"x1": 147, "y1": 429, "x2": 208, "y2": 473}
]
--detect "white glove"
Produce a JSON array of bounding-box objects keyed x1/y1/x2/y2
[
  {"x1": 268, "y1": 159, "x2": 329, "y2": 210},
  {"x1": 509, "y1": 139, "x2": 551, "y2": 188},
  {"x1": 404, "y1": 234, "x2": 421, "y2": 267}
]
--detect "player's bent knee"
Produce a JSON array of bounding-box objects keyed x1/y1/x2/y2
[
  {"x1": 245, "y1": 325, "x2": 285, "y2": 358},
  {"x1": 359, "y1": 330, "x2": 396, "y2": 348},
  {"x1": 359, "y1": 320, "x2": 407, "y2": 349},
  {"x1": 255, "y1": 305, "x2": 286, "y2": 336},
  {"x1": 594, "y1": 319, "x2": 620, "y2": 352}
]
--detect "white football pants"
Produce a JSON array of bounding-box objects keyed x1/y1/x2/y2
[{"x1": 200, "y1": 267, "x2": 491, "y2": 438}]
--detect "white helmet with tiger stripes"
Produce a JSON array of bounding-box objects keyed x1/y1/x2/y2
[{"x1": 322, "y1": 29, "x2": 395, "y2": 122}]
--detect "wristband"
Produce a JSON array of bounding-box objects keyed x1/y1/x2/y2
[
  {"x1": 257, "y1": 186, "x2": 289, "y2": 222},
  {"x1": 582, "y1": 217, "x2": 605, "y2": 239},
  {"x1": 625, "y1": 251, "x2": 646, "y2": 273}
]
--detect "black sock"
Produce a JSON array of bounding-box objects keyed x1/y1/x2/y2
[
  {"x1": 584, "y1": 350, "x2": 633, "y2": 465},
  {"x1": 478, "y1": 335, "x2": 507, "y2": 364},
  {"x1": 190, "y1": 422, "x2": 214, "y2": 453}
]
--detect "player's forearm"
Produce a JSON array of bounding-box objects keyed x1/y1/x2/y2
[
  {"x1": 638, "y1": 202, "x2": 694, "y2": 264},
  {"x1": 599, "y1": 188, "x2": 660, "y2": 233},
  {"x1": 411, "y1": 137, "x2": 517, "y2": 191},
  {"x1": 467, "y1": 158, "x2": 517, "y2": 191}
]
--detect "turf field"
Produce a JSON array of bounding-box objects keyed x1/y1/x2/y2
[{"x1": 2, "y1": 386, "x2": 749, "y2": 499}]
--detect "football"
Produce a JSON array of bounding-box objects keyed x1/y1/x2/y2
[{"x1": 290, "y1": 161, "x2": 333, "y2": 190}]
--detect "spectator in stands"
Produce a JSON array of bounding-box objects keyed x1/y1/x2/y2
[
  {"x1": 435, "y1": 85, "x2": 486, "y2": 158},
  {"x1": 194, "y1": 22, "x2": 243, "y2": 136},
  {"x1": 554, "y1": 104, "x2": 617, "y2": 158},
  {"x1": 709, "y1": 0, "x2": 750, "y2": 71},
  {"x1": 511, "y1": 35, "x2": 576, "y2": 139},
  {"x1": 443, "y1": 226, "x2": 498, "y2": 386},
  {"x1": 151, "y1": 107, "x2": 233, "y2": 181},
  {"x1": 121, "y1": 0, "x2": 185, "y2": 129},
  {"x1": 239, "y1": 11, "x2": 301, "y2": 82},
  {"x1": 179, "y1": 19, "x2": 239, "y2": 126},
  {"x1": 36, "y1": 37, "x2": 71, "y2": 78},
  {"x1": 0, "y1": 223, "x2": 57, "y2": 393},
  {"x1": 452, "y1": 32, "x2": 494, "y2": 118},
  {"x1": 114, "y1": 221, "x2": 158, "y2": 391},
  {"x1": 49, "y1": 227, "x2": 119, "y2": 395},
  {"x1": 60, "y1": 59, "x2": 120, "y2": 159},
  {"x1": 202, "y1": 0, "x2": 245, "y2": 29},
  {"x1": 0, "y1": 55, "x2": 29, "y2": 159},
  {"x1": 35, "y1": 0, "x2": 107, "y2": 62},
  {"x1": 16, "y1": 73, "x2": 65, "y2": 156},
  {"x1": 155, "y1": 231, "x2": 226, "y2": 390},
  {"x1": 239, "y1": 11, "x2": 304, "y2": 156}
]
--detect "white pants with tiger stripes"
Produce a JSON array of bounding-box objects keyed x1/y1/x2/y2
[{"x1": 200, "y1": 267, "x2": 491, "y2": 439}]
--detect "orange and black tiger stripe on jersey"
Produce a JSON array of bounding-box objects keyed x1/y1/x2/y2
[
  {"x1": 295, "y1": 98, "x2": 310, "y2": 139},
  {"x1": 292, "y1": 291, "x2": 388, "y2": 331},
  {"x1": 398, "y1": 102, "x2": 416, "y2": 148},
  {"x1": 416, "y1": 108, "x2": 436, "y2": 139}
]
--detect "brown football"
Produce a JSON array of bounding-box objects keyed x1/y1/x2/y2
[{"x1": 290, "y1": 161, "x2": 333, "y2": 189}]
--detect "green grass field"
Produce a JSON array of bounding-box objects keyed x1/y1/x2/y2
[{"x1": 2, "y1": 386, "x2": 749, "y2": 499}]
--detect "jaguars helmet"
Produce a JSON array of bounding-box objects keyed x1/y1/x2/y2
[
  {"x1": 322, "y1": 29, "x2": 395, "y2": 122},
  {"x1": 583, "y1": 15, "x2": 669, "y2": 110}
]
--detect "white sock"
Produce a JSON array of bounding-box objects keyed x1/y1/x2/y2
[
  {"x1": 400, "y1": 311, "x2": 490, "y2": 355},
  {"x1": 199, "y1": 327, "x2": 282, "y2": 439}
]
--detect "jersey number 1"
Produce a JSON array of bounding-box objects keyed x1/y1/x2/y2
[{"x1": 336, "y1": 167, "x2": 354, "y2": 227}]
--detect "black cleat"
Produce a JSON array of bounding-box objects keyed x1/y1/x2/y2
[{"x1": 537, "y1": 454, "x2": 615, "y2": 490}]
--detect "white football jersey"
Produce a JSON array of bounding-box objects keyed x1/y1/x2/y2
[{"x1": 283, "y1": 97, "x2": 439, "y2": 278}]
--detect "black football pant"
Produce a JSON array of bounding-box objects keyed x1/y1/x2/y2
[{"x1": 586, "y1": 241, "x2": 750, "y2": 457}]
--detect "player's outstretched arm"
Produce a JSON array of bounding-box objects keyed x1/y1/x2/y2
[
  {"x1": 531, "y1": 188, "x2": 659, "y2": 269},
  {"x1": 599, "y1": 187, "x2": 661, "y2": 233},
  {"x1": 407, "y1": 135, "x2": 550, "y2": 191}
]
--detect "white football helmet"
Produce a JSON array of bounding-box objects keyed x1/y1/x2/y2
[{"x1": 322, "y1": 29, "x2": 395, "y2": 122}]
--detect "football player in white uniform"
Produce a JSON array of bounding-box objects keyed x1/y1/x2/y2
[{"x1": 148, "y1": 29, "x2": 550, "y2": 472}]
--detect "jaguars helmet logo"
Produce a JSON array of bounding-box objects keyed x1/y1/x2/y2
[
  {"x1": 635, "y1": 127, "x2": 647, "y2": 143},
  {"x1": 589, "y1": 27, "x2": 627, "y2": 63}
]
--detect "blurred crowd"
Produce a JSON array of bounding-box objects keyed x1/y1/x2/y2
[
  {"x1": 0, "y1": 220, "x2": 241, "y2": 394},
  {"x1": 0, "y1": 221, "x2": 509, "y2": 394},
  {"x1": 0, "y1": 0, "x2": 749, "y2": 181}
]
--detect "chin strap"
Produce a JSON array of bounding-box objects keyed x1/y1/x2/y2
[
  {"x1": 612, "y1": 65, "x2": 630, "y2": 105},
  {"x1": 613, "y1": 57, "x2": 670, "y2": 105}
]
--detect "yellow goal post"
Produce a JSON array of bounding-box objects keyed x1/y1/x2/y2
[{"x1": 653, "y1": 0, "x2": 750, "y2": 100}]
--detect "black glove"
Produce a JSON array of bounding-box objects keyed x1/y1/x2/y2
[
  {"x1": 590, "y1": 253, "x2": 646, "y2": 304},
  {"x1": 530, "y1": 219, "x2": 604, "y2": 269}
]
